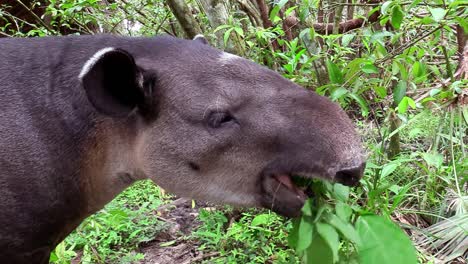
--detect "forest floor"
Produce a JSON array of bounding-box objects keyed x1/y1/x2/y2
[{"x1": 138, "y1": 198, "x2": 203, "y2": 264}]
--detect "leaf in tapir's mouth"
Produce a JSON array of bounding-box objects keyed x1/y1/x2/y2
[{"x1": 273, "y1": 174, "x2": 309, "y2": 201}]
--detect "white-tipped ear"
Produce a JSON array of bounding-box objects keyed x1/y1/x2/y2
[
  {"x1": 193, "y1": 34, "x2": 209, "y2": 45},
  {"x1": 79, "y1": 47, "x2": 145, "y2": 117},
  {"x1": 79, "y1": 47, "x2": 116, "y2": 79}
]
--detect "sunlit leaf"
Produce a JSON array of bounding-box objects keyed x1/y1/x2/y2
[
  {"x1": 422, "y1": 152, "x2": 444, "y2": 169},
  {"x1": 391, "y1": 5, "x2": 404, "y2": 30},
  {"x1": 331, "y1": 87, "x2": 348, "y2": 101},
  {"x1": 429, "y1": 7, "x2": 446, "y2": 22},
  {"x1": 305, "y1": 229, "x2": 334, "y2": 264},
  {"x1": 362, "y1": 63, "x2": 379, "y2": 74},
  {"x1": 328, "y1": 214, "x2": 361, "y2": 246},
  {"x1": 326, "y1": 60, "x2": 344, "y2": 84},
  {"x1": 297, "y1": 216, "x2": 314, "y2": 251},
  {"x1": 342, "y1": 34, "x2": 355, "y2": 46},
  {"x1": 333, "y1": 183, "x2": 350, "y2": 202},
  {"x1": 336, "y1": 202, "x2": 353, "y2": 222},
  {"x1": 356, "y1": 215, "x2": 417, "y2": 264},
  {"x1": 316, "y1": 223, "x2": 340, "y2": 262},
  {"x1": 381, "y1": 162, "x2": 398, "y2": 179},
  {"x1": 398, "y1": 96, "x2": 409, "y2": 114}
]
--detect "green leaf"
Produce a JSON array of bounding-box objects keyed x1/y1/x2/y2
[
  {"x1": 336, "y1": 202, "x2": 353, "y2": 222},
  {"x1": 269, "y1": 0, "x2": 288, "y2": 21},
  {"x1": 361, "y1": 63, "x2": 379, "y2": 74},
  {"x1": 331, "y1": 87, "x2": 348, "y2": 101},
  {"x1": 380, "y1": 162, "x2": 398, "y2": 179},
  {"x1": 391, "y1": 5, "x2": 404, "y2": 30},
  {"x1": 381, "y1": 1, "x2": 392, "y2": 15},
  {"x1": 407, "y1": 97, "x2": 416, "y2": 109},
  {"x1": 374, "y1": 86, "x2": 387, "y2": 98},
  {"x1": 302, "y1": 198, "x2": 314, "y2": 216},
  {"x1": 326, "y1": 60, "x2": 344, "y2": 84},
  {"x1": 328, "y1": 214, "x2": 361, "y2": 246},
  {"x1": 348, "y1": 93, "x2": 369, "y2": 116},
  {"x1": 223, "y1": 27, "x2": 234, "y2": 46},
  {"x1": 305, "y1": 229, "x2": 334, "y2": 264},
  {"x1": 356, "y1": 215, "x2": 417, "y2": 264},
  {"x1": 251, "y1": 213, "x2": 272, "y2": 226},
  {"x1": 429, "y1": 7, "x2": 446, "y2": 22},
  {"x1": 342, "y1": 34, "x2": 355, "y2": 46},
  {"x1": 398, "y1": 97, "x2": 409, "y2": 114},
  {"x1": 316, "y1": 223, "x2": 340, "y2": 262},
  {"x1": 233, "y1": 27, "x2": 244, "y2": 37},
  {"x1": 297, "y1": 216, "x2": 314, "y2": 251},
  {"x1": 288, "y1": 218, "x2": 301, "y2": 249},
  {"x1": 421, "y1": 152, "x2": 443, "y2": 169},
  {"x1": 333, "y1": 183, "x2": 350, "y2": 202},
  {"x1": 393, "y1": 80, "x2": 407, "y2": 105}
]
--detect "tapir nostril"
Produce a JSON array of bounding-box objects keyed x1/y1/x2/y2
[{"x1": 335, "y1": 163, "x2": 365, "y2": 187}]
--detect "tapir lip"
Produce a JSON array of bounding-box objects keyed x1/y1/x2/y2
[
  {"x1": 259, "y1": 166, "x2": 332, "y2": 218},
  {"x1": 259, "y1": 162, "x2": 364, "y2": 217}
]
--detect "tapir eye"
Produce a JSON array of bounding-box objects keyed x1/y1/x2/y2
[{"x1": 207, "y1": 111, "x2": 236, "y2": 128}]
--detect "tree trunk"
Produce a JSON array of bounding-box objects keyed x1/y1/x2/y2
[
  {"x1": 166, "y1": 0, "x2": 202, "y2": 39},
  {"x1": 197, "y1": 0, "x2": 234, "y2": 51}
]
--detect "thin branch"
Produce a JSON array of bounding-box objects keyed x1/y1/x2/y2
[{"x1": 14, "y1": 0, "x2": 55, "y2": 33}]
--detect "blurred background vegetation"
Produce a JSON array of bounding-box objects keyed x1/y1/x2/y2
[{"x1": 1, "y1": 0, "x2": 467, "y2": 263}]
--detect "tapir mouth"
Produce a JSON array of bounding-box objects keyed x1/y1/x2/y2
[{"x1": 260, "y1": 164, "x2": 364, "y2": 218}]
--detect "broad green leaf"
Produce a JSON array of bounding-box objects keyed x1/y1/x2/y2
[
  {"x1": 223, "y1": 27, "x2": 234, "y2": 46},
  {"x1": 331, "y1": 87, "x2": 348, "y2": 101},
  {"x1": 336, "y1": 202, "x2": 353, "y2": 222},
  {"x1": 297, "y1": 216, "x2": 314, "y2": 251},
  {"x1": 269, "y1": 0, "x2": 288, "y2": 21},
  {"x1": 305, "y1": 229, "x2": 334, "y2": 264},
  {"x1": 302, "y1": 198, "x2": 314, "y2": 216},
  {"x1": 356, "y1": 215, "x2": 417, "y2": 264},
  {"x1": 342, "y1": 34, "x2": 355, "y2": 46},
  {"x1": 381, "y1": 1, "x2": 392, "y2": 14},
  {"x1": 429, "y1": 7, "x2": 446, "y2": 22},
  {"x1": 326, "y1": 60, "x2": 344, "y2": 84},
  {"x1": 361, "y1": 63, "x2": 379, "y2": 74},
  {"x1": 328, "y1": 214, "x2": 361, "y2": 246},
  {"x1": 251, "y1": 213, "x2": 272, "y2": 226},
  {"x1": 430, "y1": 88, "x2": 441, "y2": 97},
  {"x1": 381, "y1": 162, "x2": 398, "y2": 179},
  {"x1": 333, "y1": 183, "x2": 350, "y2": 202},
  {"x1": 375, "y1": 86, "x2": 387, "y2": 98},
  {"x1": 393, "y1": 80, "x2": 407, "y2": 105},
  {"x1": 233, "y1": 27, "x2": 244, "y2": 37},
  {"x1": 288, "y1": 218, "x2": 301, "y2": 249},
  {"x1": 420, "y1": 16, "x2": 435, "y2": 25},
  {"x1": 398, "y1": 97, "x2": 409, "y2": 114},
  {"x1": 422, "y1": 152, "x2": 444, "y2": 169},
  {"x1": 391, "y1": 5, "x2": 404, "y2": 30},
  {"x1": 407, "y1": 97, "x2": 416, "y2": 109},
  {"x1": 316, "y1": 223, "x2": 340, "y2": 262}
]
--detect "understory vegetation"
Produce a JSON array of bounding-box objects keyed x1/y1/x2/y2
[{"x1": 1, "y1": 0, "x2": 466, "y2": 263}]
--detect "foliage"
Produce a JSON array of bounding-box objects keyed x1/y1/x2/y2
[
  {"x1": 193, "y1": 208, "x2": 298, "y2": 263},
  {"x1": 50, "y1": 181, "x2": 170, "y2": 263}
]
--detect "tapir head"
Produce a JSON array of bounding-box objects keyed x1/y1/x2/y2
[{"x1": 79, "y1": 36, "x2": 365, "y2": 217}]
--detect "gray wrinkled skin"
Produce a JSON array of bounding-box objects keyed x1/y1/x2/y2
[{"x1": 0, "y1": 35, "x2": 365, "y2": 263}]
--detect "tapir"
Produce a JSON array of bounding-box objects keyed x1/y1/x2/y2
[{"x1": 0, "y1": 34, "x2": 365, "y2": 263}]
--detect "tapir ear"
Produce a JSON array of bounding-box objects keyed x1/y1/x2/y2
[
  {"x1": 79, "y1": 47, "x2": 144, "y2": 117},
  {"x1": 193, "y1": 34, "x2": 209, "y2": 45}
]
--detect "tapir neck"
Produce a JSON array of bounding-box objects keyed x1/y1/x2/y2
[{"x1": 80, "y1": 117, "x2": 148, "y2": 214}]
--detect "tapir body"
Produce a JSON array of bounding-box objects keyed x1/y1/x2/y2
[{"x1": 0, "y1": 35, "x2": 365, "y2": 263}]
